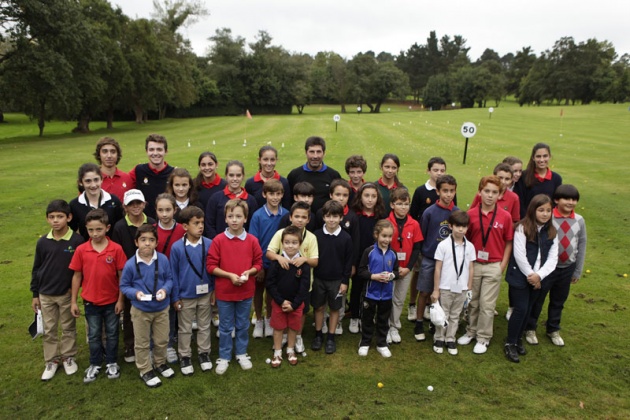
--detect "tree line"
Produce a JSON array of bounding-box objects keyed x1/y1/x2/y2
[{"x1": 1, "y1": 0, "x2": 629, "y2": 136}]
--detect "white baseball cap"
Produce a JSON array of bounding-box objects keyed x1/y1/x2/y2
[{"x1": 123, "y1": 189, "x2": 145, "y2": 205}]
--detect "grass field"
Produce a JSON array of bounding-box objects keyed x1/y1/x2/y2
[{"x1": 1, "y1": 102, "x2": 629, "y2": 418}]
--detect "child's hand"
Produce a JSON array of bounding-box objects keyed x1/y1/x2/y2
[
  {"x1": 276, "y1": 255, "x2": 290, "y2": 270},
  {"x1": 229, "y1": 273, "x2": 244, "y2": 286},
  {"x1": 209, "y1": 290, "x2": 216, "y2": 306},
  {"x1": 173, "y1": 300, "x2": 183, "y2": 312},
  {"x1": 571, "y1": 277, "x2": 580, "y2": 284},
  {"x1": 136, "y1": 291, "x2": 147, "y2": 301},
  {"x1": 282, "y1": 300, "x2": 293, "y2": 312},
  {"x1": 466, "y1": 290, "x2": 473, "y2": 301},
  {"x1": 256, "y1": 268, "x2": 266, "y2": 283},
  {"x1": 292, "y1": 256, "x2": 307, "y2": 267},
  {"x1": 339, "y1": 284, "x2": 348, "y2": 295},
  {"x1": 115, "y1": 300, "x2": 124, "y2": 315},
  {"x1": 399, "y1": 267, "x2": 410, "y2": 277},
  {"x1": 527, "y1": 273, "x2": 541, "y2": 287},
  {"x1": 71, "y1": 303, "x2": 80, "y2": 318},
  {"x1": 431, "y1": 290, "x2": 440, "y2": 303},
  {"x1": 156, "y1": 289, "x2": 167, "y2": 301},
  {"x1": 31, "y1": 297, "x2": 40, "y2": 313}
]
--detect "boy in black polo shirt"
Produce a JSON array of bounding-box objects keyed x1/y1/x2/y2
[
  {"x1": 311, "y1": 200, "x2": 353, "y2": 354},
  {"x1": 31, "y1": 200, "x2": 84, "y2": 381}
]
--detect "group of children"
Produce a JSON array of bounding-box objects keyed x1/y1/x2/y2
[{"x1": 30, "y1": 138, "x2": 587, "y2": 388}]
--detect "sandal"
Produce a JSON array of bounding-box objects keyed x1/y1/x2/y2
[
  {"x1": 271, "y1": 354, "x2": 282, "y2": 368},
  {"x1": 287, "y1": 351, "x2": 298, "y2": 366}
]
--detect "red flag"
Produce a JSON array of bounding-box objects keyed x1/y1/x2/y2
[{"x1": 246, "y1": 109, "x2": 252, "y2": 120}]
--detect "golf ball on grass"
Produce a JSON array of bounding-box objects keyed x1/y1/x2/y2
[
  {"x1": 377, "y1": 382, "x2": 384, "y2": 388},
  {"x1": 265, "y1": 358, "x2": 271, "y2": 364},
  {"x1": 427, "y1": 386, "x2": 434, "y2": 392}
]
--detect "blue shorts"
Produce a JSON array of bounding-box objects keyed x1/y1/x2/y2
[{"x1": 416, "y1": 257, "x2": 436, "y2": 294}]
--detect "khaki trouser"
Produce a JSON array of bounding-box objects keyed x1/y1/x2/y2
[
  {"x1": 466, "y1": 262, "x2": 502, "y2": 343},
  {"x1": 434, "y1": 290, "x2": 467, "y2": 343},
  {"x1": 131, "y1": 306, "x2": 169, "y2": 375},
  {"x1": 178, "y1": 296, "x2": 212, "y2": 357},
  {"x1": 389, "y1": 270, "x2": 413, "y2": 330},
  {"x1": 40, "y1": 292, "x2": 77, "y2": 363}
]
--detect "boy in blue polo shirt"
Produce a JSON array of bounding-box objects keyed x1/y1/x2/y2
[
  {"x1": 249, "y1": 179, "x2": 288, "y2": 338},
  {"x1": 120, "y1": 223, "x2": 175, "y2": 388},
  {"x1": 170, "y1": 206, "x2": 214, "y2": 376},
  {"x1": 414, "y1": 175, "x2": 458, "y2": 341}
]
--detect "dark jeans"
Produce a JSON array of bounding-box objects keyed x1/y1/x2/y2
[
  {"x1": 360, "y1": 297, "x2": 392, "y2": 348},
  {"x1": 527, "y1": 263, "x2": 575, "y2": 333},
  {"x1": 168, "y1": 306, "x2": 177, "y2": 348},
  {"x1": 85, "y1": 301, "x2": 119, "y2": 365},
  {"x1": 506, "y1": 285, "x2": 541, "y2": 344},
  {"x1": 123, "y1": 296, "x2": 134, "y2": 352},
  {"x1": 349, "y1": 275, "x2": 365, "y2": 319}
]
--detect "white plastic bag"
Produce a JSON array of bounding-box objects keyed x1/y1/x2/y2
[
  {"x1": 29, "y1": 309, "x2": 44, "y2": 340},
  {"x1": 430, "y1": 301, "x2": 448, "y2": 328}
]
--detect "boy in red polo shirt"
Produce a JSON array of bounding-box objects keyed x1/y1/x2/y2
[
  {"x1": 386, "y1": 188, "x2": 423, "y2": 344},
  {"x1": 458, "y1": 176, "x2": 513, "y2": 354},
  {"x1": 94, "y1": 136, "x2": 132, "y2": 201},
  {"x1": 70, "y1": 209, "x2": 126, "y2": 383}
]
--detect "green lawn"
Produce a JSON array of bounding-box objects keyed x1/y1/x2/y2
[{"x1": 1, "y1": 102, "x2": 629, "y2": 418}]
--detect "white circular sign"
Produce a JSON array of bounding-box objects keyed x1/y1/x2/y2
[
  {"x1": 461, "y1": 122, "x2": 477, "y2": 138},
  {"x1": 489, "y1": 107, "x2": 494, "y2": 113},
  {"x1": 357, "y1": 106, "x2": 362, "y2": 112},
  {"x1": 333, "y1": 114, "x2": 341, "y2": 122}
]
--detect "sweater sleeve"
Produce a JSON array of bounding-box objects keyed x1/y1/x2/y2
[
  {"x1": 265, "y1": 262, "x2": 283, "y2": 305},
  {"x1": 513, "y1": 227, "x2": 534, "y2": 277},
  {"x1": 169, "y1": 244, "x2": 182, "y2": 302},
  {"x1": 120, "y1": 260, "x2": 138, "y2": 301},
  {"x1": 292, "y1": 265, "x2": 311, "y2": 309},
  {"x1": 357, "y1": 247, "x2": 372, "y2": 281},
  {"x1": 204, "y1": 195, "x2": 219, "y2": 239},
  {"x1": 573, "y1": 217, "x2": 587, "y2": 279},
  {"x1": 30, "y1": 239, "x2": 43, "y2": 297},
  {"x1": 538, "y1": 237, "x2": 558, "y2": 281}
]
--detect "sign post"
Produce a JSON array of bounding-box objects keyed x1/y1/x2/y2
[
  {"x1": 333, "y1": 114, "x2": 341, "y2": 132},
  {"x1": 460, "y1": 122, "x2": 477, "y2": 164},
  {"x1": 488, "y1": 107, "x2": 494, "y2": 119}
]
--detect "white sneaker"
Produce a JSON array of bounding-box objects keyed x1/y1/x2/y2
[
  {"x1": 215, "y1": 358, "x2": 229, "y2": 375},
  {"x1": 547, "y1": 331, "x2": 565, "y2": 347},
  {"x1": 251, "y1": 313, "x2": 257, "y2": 325},
  {"x1": 41, "y1": 361, "x2": 59, "y2": 381},
  {"x1": 358, "y1": 346, "x2": 369, "y2": 356},
  {"x1": 62, "y1": 357, "x2": 78, "y2": 375},
  {"x1": 407, "y1": 305, "x2": 417, "y2": 321},
  {"x1": 167, "y1": 347, "x2": 178, "y2": 363},
  {"x1": 322, "y1": 320, "x2": 328, "y2": 334},
  {"x1": 423, "y1": 306, "x2": 430, "y2": 320},
  {"x1": 281, "y1": 333, "x2": 287, "y2": 347},
  {"x1": 264, "y1": 318, "x2": 273, "y2": 338},
  {"x1": 376, "y1": 346, "x2": 392, "y2": 358},
  {"x1": 473, "y1": 341, "x2": 489, "y2": 354},
  {"x1": 386, "y1": 330, "x2": 393, "y2": 344},
  {"x1": 388, "y1": 327, "x2": 401, "y2": 344},
  {"x1": 198, "y1": 353, "x2": 213, "y2": 371},
  {"x1": 335, "y1": 321, "x2": 343, "y2": 335},
  {"x1": 212, "y1": 314, "x2": 220, "y2": 327},
  {"x1": 525, "y1": 330, "x2": 539, "y2": 345},
  {"x1": 106, "y1": 363, "x2": 120, "y2": 379},
  {"x1": 236, "y1": 354, "x2": 253, "y2": 370},
  {"x1": 458, "y1": 333, "x2": 475, "y2": 346},
  {"x1": 83, "y1": 364, "x2": 101, "y2": 383},
  {"x1": 253, "y1": 320, "x2": 264, "y2": 338},
  {"x1": 505, "y1": 307, "x2": 513, "y2": 321},
  {"x1": 295, "y1": 335, "x2": 305, "y2": 353},
  {"x1": 349, "y1": 319, "x2": 360, "y2": 334}
]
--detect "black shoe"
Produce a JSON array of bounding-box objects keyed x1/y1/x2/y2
[
  {"x1": 156, "y1": 363, "x2": 175, "y2": 378},
  {"x1": 428, "y1": 322, "x2": 436, "y2": 335},
  {"x1": 180, "y1": 357, "x2": 194, "y2": 376},
  {"x1": 311, "y1": 335, "x2": 323, "y2": 351},
  {"x1": 141, "y1": 370, "x2": 162, "y2": 388},
  {"x1": 504, "y1": 343, "x2": 520, "y2": 363},
  {"x1": 516, "y1": 339, "x2": 527, "y2": 356},
  {"x1": 325, "y1": 339, "x2": 336, "y2": 354}
]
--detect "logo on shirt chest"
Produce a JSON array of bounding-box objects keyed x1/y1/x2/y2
[
  {"x1": 143, "y1": 177, "x2": 149, "y2": 185},
  {"x1": 106, "y1": 255, "x2": 114, "y2": 264},
  {"x1": 493, "y1": 222, "x2": 504, "y2": 229},
  {"x1": 295, "y1": 268, "x2": 302, "y2": 277}
]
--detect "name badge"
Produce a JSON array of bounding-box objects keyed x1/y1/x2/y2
[
  {"x1": 451, "y1": 281, "x2": 463, "y2": 294},
  {"x1": 477, "y1": 250, "x2": 489, "y2": 260},
  {"x1": 196, "y1": 284, "x2": 209, "y2": 295},
  {"x1": 397, "y1": 252, "x2": 406, "y2": 261},
  {"x1": 139, "y1": 294, "x2": 153, "y2": 301}
]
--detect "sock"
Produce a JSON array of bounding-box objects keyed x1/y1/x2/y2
[
  {"x1": 327, "y1": 332, "x2": 335, "y2": 342},
  {"x1": 274, "y1": 349, "x2": 282, "y2": 357},
  {"x1": 296, "y1": 334, "x2": 302, "y2": 340},
  {"x1": 286, "y1": 347, "x2": 294, "y2": 354},
  {"x1": 316, "y1": 330, "x2": 323, "y2": 338},
  {"x1": 416, "y1": 320, "x2": 424, "y2": 330}
]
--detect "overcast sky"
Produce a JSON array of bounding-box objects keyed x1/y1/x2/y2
[{"x1": 116, "y1": 0, "x2": 630, "y2": 61}]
